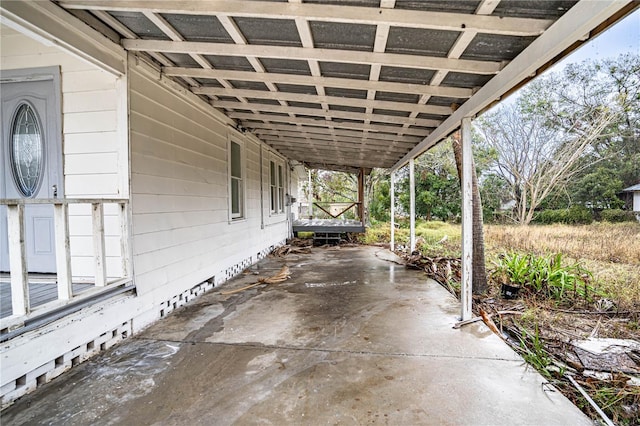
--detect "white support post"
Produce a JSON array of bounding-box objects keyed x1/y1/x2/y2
[
  {"x1": 308, "y1": 169, "x2": 313, "y2": 219},
  {"x1": 119, "y1": 202, "x2": 131, "y2": 278},
  {"x1": 409, "y1": 158, "x2": 416, "y2": 252},
  {"x1": 53, "y1": 203, "x2": 73, "y2": 300},
  {"x1": 92, "y1": 203, "x2": 107, "y2": 287},
  {"x1": 390, "y1": 171, "x2": 395, "y2": 252},
  {"x1": 7, "y1": 204, "x2": 29, "y2": 316},
  {"x1": 461, "y1": 117, "x2": 473, "y2": 321}
]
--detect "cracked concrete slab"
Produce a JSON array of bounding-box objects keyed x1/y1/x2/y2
[{"x1": 1, "y1": 246, "x2": 591, "y2": 425}]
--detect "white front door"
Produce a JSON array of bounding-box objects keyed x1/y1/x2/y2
[{"x1": 1, "y1": 67, "x2": 63, "y2": 273}]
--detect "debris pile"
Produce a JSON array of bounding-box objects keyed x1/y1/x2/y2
[
  {"x1": 270, "y1": 238, "x2": 313, "y2": 257},
  {"x1": 400, "y1": 251, "x2": 462, "y2": 295},
  {"x1": 221, "y1": 265, "x2": 291, "y2": 295},
  {"x1": 396, "y1": 246, "x2": 639, "y2": 424},
  {"x1": 477, "y1": 298, "x2": 640, "y2": 425}
]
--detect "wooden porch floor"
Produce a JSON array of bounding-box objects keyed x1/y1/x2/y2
[
  {"x1": 292, "y1": 218, "x2": 365, "y2": 234},
  {"x1": 0, "y1": 275, "x2": 93, "y2": 319}
]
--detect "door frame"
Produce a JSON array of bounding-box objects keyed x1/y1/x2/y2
[
  {"x1": 1, "y1": 66, "x2": 63, "y2": 200},
  {"x1": 1, "y1": 66, "x2": 63, "y2": 273}
]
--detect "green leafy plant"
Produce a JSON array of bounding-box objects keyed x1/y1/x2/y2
[
  {"x1": 517, "y1": 324, "x2": 555, "y2": 379},
  {"x1": 492, "y1": 252, "x2": 595, "y2": 301}
]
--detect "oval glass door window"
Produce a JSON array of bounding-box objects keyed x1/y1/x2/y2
[{"x1": 10, "y1": 103, "x2": 44, "y2": 197}]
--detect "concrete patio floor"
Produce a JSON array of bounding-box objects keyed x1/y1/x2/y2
[{"x1": 1, "y1": 245, "x2": 591, "y2": 425}]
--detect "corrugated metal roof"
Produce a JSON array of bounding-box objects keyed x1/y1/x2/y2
[{"x1": 56, "y1": 0, "x2": 636, "y2": 172}]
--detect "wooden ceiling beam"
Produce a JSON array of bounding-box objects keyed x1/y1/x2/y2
[
  {"x1": 257, "y1": 133, "x2": 415, "y2": 151},
  {"x1": 200, "y1": 87, "x2": 452, "y2": 115},
  {"x1": 162, "y1": 67, "x2": 472, "y2": 98},
  {"x1": 253, "y1": 126, "x2": 421, "y2": 143},
  {"x1": 121, "y1": 39, "x2": 501, "y2": 75},
  {"x1": 221, "y1": 103, "x2": 440, "y2": 128},
  {"x1": 60, "y1": 1, "x2": 552, "y2": 36},
  {"x1": 230, "y1": 112, "x2": 428, "y2": 136},
  {"x1": 263, "y1": 138, "x2": 407, "y2": 155},
  {"x1": 221, "y1": 101, "x2": 439, "y2": 126}
]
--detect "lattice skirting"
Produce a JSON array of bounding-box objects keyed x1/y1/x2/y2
[{"x1": 1, "y1": 321, "x2": 131, "y2": 408}]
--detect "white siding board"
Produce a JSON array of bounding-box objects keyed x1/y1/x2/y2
[
  {"x1": 129, "y1": 112, "x2": 226, "y2": 158},
  {"x1": 70, "y1": 235, "x2": 121, "y2": 257},
  {"x1": 62, "y1": 69, "x2": 119, "y2": 92},
  {"x1": 64, "y1": 111, "x2": 117, "y2": 134},
  {"x1": 131, "y1": 174, "x2": 222, "y2": 198},
  {"x1": 63, "y1": 90, "x2": 118, "y2": 113},
  {"x1": 69, "y1": 256, "x2": 123, "y2": 279},
  {"x1": 65, "y1": 175, "x2": 120, "y2": 196},
  {"x1": 131, "y1": 194, "x2": 226, "y2": 215},
  {"x1": 130, "y1": 82, "x2": 227, "y2": 138},
  {"x1": 132, "y1": 210, "x2": 229, "y2": 235},
  {"x1": 64, "y1": 132, "x2": 118, "y2": 154},
  {"x1": 64, "y1": 153, "x2": 119, "y2": 175},
  {"x1": 131, "y1": 152, "x2": 225, "y2": 188},
  {"x1": 130, "y1": 97, "x2": 227, "y2": 144}
]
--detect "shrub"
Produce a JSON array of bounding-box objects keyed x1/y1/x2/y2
[
  {"x1": 535, "y1": 209, "x2": 566, "y2": 224},
  {"x1": 491, "y1": 252, "x2": 595, "y2": 301},
  {"x1": 600, "y1": 209, "x2": 636, "y2": 223},
  {"x1": 534, "y1": 206, "x2": 593, "y2": 225},
  {"x1": 566, "y1": 205, "x2": 593, "y2": 224}
]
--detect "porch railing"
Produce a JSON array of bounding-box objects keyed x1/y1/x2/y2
[
  {"x1": 1, "y1": 198, "x2": 133, "y2": 330},
  {"x1": 310, "y1": 201, "x2": 363, "y2": 221}
]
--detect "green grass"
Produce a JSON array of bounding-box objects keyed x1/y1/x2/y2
[
  {"x1": 365, "y1": 220, "x2": 460, "y2": 256},
  {"x1": 364, "y1": 220, "x2": 639, "y2": 308}
]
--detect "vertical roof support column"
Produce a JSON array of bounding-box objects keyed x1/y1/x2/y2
[
  {"x1": 308, "y1": 169, "x2": 313, "y2": 219},
  {"x1": 390, "y1": 171, "x2": 395, "y2": 252},
  {"x1": 461, "y1": 117, "x2": 473, "y2": 321},
  {"x1": 409, "y1": 158, "x2": 416, "y2": 252},
  {"x1": 357, "y1": 168, "x2": 365, "y2": 223}
]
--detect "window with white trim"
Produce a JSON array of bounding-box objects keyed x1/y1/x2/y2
[
  {"x1": 278, "y1": 164, "x2": 285, "y2": 214},
  {"x1": 229, "y1": 139, "x2": 244, "y2": 220},
  {"x1": 270, "y1": 158, "x2": 286, "y2": 214}
]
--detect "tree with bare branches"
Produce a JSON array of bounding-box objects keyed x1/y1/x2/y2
[{"x1": 475, "y1": 97, "x2": 618, "y2": 225}]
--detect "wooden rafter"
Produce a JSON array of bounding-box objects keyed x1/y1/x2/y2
[
  {"x1": 162, "y1": 67, "x2": 473, "y2": 98},
  {"x1": 121, "y1": 40, "x2": 502, "y2": 75},
  {"x1": 223, "y1": 105, "x2": 440, "y2": 127},
  {"x1": 59, "y1": 0, "x2": 553, "y2": 36},
  {"x1": 230, "y1": 113, "x2": 430, "y2": 136},
  {"x1": 199, "y1": 87, "x2": 453, "y2": 115}
]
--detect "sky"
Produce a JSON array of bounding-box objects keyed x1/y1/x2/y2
[
  {"x1": 491, "y1": 8, "x2": 639, "y2": 108},
  {"x1": 550, "y1": 8, "x2": 639, "y2": 69}
]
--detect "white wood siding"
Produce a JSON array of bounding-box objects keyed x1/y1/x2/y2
[
  {"x1": 129, "y1": 61, "x2": 289, "y2": 302},
  {"x1": 0, "y1": 25, "x2": 127, "y2": 277}
]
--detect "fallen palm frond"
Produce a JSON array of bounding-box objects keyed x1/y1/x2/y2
[
  {"x1": 399, "y1": 251, "x2": 461, "y2": 295},
  {"x1": 271, "y1": 239, "x2": 313, "y2": 257},
  {"x1": 220, "y1": 266, "x2": 291, "y2": 295}
]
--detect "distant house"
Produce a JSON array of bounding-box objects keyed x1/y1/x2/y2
[{"x1": 622, "y1": 183, "x2": 640, "y2": 221}]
